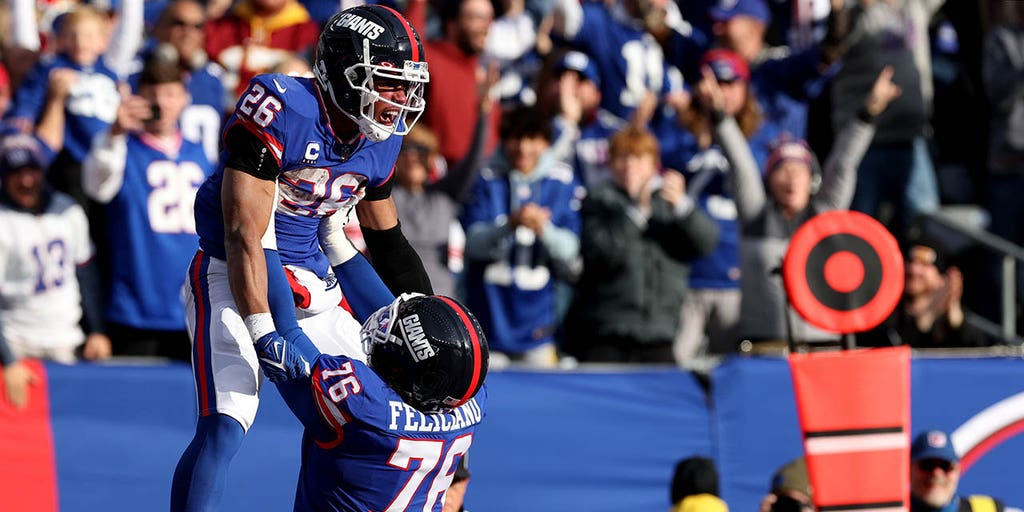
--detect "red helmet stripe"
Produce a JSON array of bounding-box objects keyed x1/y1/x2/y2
[
  {"x1": 436, "y1": 296, "x2": 482, "y2": 406},
  {"x1": 379, "y1": 6, "x2": 420, "y2": 62}
]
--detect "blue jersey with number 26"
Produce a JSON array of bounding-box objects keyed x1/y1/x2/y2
[
  {"x1": 193, "y1": 74, "x2": 401, "y2": 277},
  {"x1": 292, "y1": 354, "x2": 486, "y2": 512}
]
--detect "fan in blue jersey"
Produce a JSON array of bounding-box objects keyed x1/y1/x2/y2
[
  {"x1": 83, "y1": 55, "x2": 214, "y2": 361},
  {"x1": 547, "y1": 50, "x2": 626, "y2": 187},
  {"x1": 261, "y1": 293, "x2": 489, "y2": 512},
  {"x1": 551, "y1": 0, "x2": 687, "y2": 122},
  {"x1": 6, "y1": 6, "x2": 121, "y2": 205},
  {"x1": 128, "y1": 0, "x2": 228, "y2": 164},
  {"x1": 172, "y1": 6, "x2": 435, "y2": 511},
  {"x1": 461, "y1": 106, "x2": 583, "y2": 367}
]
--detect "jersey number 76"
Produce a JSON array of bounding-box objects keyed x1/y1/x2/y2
[{"x1": 385, "y1": 434, "x2": 473, "y2": 512}]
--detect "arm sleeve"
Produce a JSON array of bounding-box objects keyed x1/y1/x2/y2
[
  {"x1": 105, "y1": 0, "x2": 145, "y2": 79},
  {"x1": 223, "y1": 124, "x2": 281, "y2": 181},
  {"x1": 264, "y1": 249, "x2": 320, "y2": 362},
  {"x1": 363, "y1": 175, "x2": 394, "y2": 201},
  {"x1": 461, "y1": 176, "x2": 512, "y2": 262},
  {"x1": 76, "y1": 259, "x2": 106, "y2": 335},
  {"x1": 539, "y1": 224, "x2": 580, "y2": 263},
  {"x1": 464, "y1": 221, "x2": 512, "y2": 262},
  {"x1": 11, "y1": 0, "x2": 39, "y2": 51},
  {"x1": 578, "y1": 194, "x2": 633, "y2": 272},
  {"x1": 82, "y1": 132, "x2": 128, "y2": 203},
  {"x1": 812, "y1": 119, "x2": 875, "y2": 211},
  {"x1": 714, "y1": 115, "x2": 767, "y2": 224},
  {"x1": 362, "y1": 223, "x2": 434, "y2": 295},
  {"x1": 756, "y1": 48, "x2": 832, "y2": 101},
  {"x1": 552, "y1": 0, "x2": 584, "y2": 40},
  {"x1": 332, "y1": 254, "x2": 396, "y2": 323},
  {"x1": 539, "y1": 181, "x2": 582, "y2": 263},
  {"x1": 8, "y1": 63, "x2": 48, "y2": 121},
  {"x1": 648, "y1": 197, "x2": 720, "y2": 262},
  {"x1": 549, "y1": 116, "x2": 581, "y2": 165}
]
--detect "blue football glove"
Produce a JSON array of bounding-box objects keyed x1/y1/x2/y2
[{"x1": 254, "y1": 331, "x2": 312, "y2": 382}]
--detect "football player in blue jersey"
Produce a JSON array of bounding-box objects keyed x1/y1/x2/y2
[
  {"x1": 261, "y1": 292, "x2": 489, "y2": 512},
  {"x1": 171, "y1": 6, "x2": 436, "y2": 511}
]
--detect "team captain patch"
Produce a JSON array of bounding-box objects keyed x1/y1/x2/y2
[
  {"x1": 333, "y1": 13, "x2": 385, "y2": 40},
  {"x1": 400, "y1": 314, "x2": 436, "y2": 362}
]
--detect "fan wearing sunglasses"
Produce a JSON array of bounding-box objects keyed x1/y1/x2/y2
[{"x1": 910, "y1": 430, "x2": 1014, "y2": 512}]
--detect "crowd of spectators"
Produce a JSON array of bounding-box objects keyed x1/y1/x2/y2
[{"x1": 0, "y1": 0, "x2": 1021, "y2": 381}]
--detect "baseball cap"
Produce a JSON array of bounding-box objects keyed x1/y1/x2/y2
[
  {"x1": 0, "y1": 135, "x2": 52, "y2": 176},
  {"x1": 701, "y1": 48, "x2": 750, "y2": 83},
  {"x1": 555, "y1": 51, "x2": 601, "y2": 87},
  {"x1": 911, "y1": 430, "x2": 959, "y2": 462},
  {"x1": 709, "y1": 0, "x2": 771, "y2": 25},
  {"x1": 766, "y1": 140, "x2": 814, "y2": 175},
  {"x1": 771, "y1": 458, "x2": 811, "y2": 498}
]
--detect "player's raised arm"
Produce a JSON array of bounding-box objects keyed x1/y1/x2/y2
[
  {"x1": 220, "y1": 121, "x2": 316, "y2": 382},
  {"x1": 319, "y1": 212, "x2": 396, "y2": 323}
]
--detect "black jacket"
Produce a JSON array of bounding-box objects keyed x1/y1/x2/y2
[{"x1": 566, "y1": 182, "x2": 719, "y2": 347}]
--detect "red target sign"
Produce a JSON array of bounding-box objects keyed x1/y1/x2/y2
[{"x1": 783, "y1": 210, "x2": 904, "y2": 333}]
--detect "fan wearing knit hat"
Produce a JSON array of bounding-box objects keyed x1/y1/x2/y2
[{"x1": 701, "y1": 62, "x2": 902, "y2": 346}]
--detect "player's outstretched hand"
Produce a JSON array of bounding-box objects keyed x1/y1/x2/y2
[{"x1": 254, "y1": 331, "x2": 312, "y2": 382}]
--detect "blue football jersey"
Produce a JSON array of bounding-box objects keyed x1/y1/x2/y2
[
  {"x1": 752, "y1": 47, "x2": 834, "y2": 141},
  {"x1": 296, "y1": 354, "x2": 487, "y2": 512},
  {"x1": 679, "y1": 147, "x2": 741, "y2": 291},
  {"x1": 559, "y1": 109, "x2": 625, "y2": 187},
  {"x1": 565, "y1": 2, "x2": 681, "y2": 120},
  {"x1": 8, "y1": 54, "x2": 119, "y2": 162},
  {"x1": 104, "y1": 134, "x2": 214, "y2": 329},
  {"x1": 460, "y1": 159, "x2": 583, "y2": 353},
  {"x1": 194, "y1": 74, "x2": 400, "y2": 277}
]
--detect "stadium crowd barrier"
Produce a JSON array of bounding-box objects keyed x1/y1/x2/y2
[{"x1": 2, "y1": 355, "x2": 1022, "y2": 512}]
